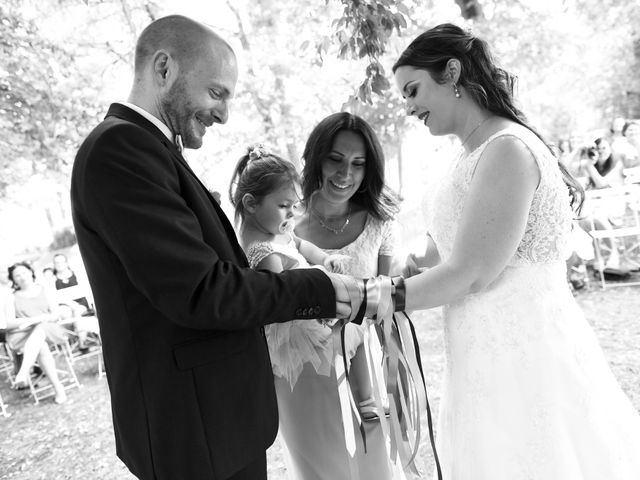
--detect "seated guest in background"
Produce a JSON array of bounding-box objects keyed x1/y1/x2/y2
[
  {"x1": 0, "y1": 280, "x2": 10, "y2": 332},
  {"x1": 41, "y1": 267, "x2": 56, "y2": 290},
  {"x1": 52, "y1": 253, "x2": 97, "y2": 351},
  {"x1": 622, "y1": 121, "x2": 640, "y2": 169},
  {"x1": 609, "y1": 116, "x2": 627, "y2": 151},
  {"x1": 52, "y1": 254, "x2": 93, "y2": 312},
  {"x1": 578, "y1": 138, "x2": 639, "y2": 272},
  {"x1": 609, "y1": 116, "x2": 638, "y2": 168},
  {"x1": 580, "y1": 137, "x2": 625, "y2": 189},
  {"x1": 558, "y1": 138, "x2": 586, "y2": 178},
  {"x1": 5, "y1": 262, "x2": 68, "y2": 404}
]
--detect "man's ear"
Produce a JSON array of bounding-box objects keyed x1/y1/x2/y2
[
  {"x1": 152, "y1": 50, "x2": 174, "y2": 85},
  {"x1": 446, "y1": 58, "x2": 461, "y2": 84},
  {"x1": 242, "y1": 193, "x2": 258, "y2": 214}
]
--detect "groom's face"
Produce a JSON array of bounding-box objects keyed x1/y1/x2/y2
[{"x1": 161, "y1": 47, "x2": 238, "y2": 149}]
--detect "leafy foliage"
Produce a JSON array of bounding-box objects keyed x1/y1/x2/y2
[
  {"x1": 0, "y1": 1, "x2": 102, "y2": 197},
  {"x1": 50, "y1": 226, "x2": 77, "y2": 250},
  {"x1": 1, "y1": 0, "x2": 639, "y2": 235},
  {"x1": 324, "y1": 0, "x2": 411, "y2": 103},
  {"x1": 470, "y1": 0, "x2": 640, "y2": 138},
  {"x1": 454, "y1": 0, "x2": 483, "y2": 19}
]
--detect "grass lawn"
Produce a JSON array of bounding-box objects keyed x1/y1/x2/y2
[{"x1": 1, "y1": 284, "x2": 639, "y2": 480}]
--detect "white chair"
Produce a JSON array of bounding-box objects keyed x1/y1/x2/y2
[
  {"x1": 58, "y1": 315, "x2": 104, "y2": 378},
  {"x1": 623, "y1": 166, "x2": 640, "y2": 185},
  {"x1": 0, "y1": 341, "x2": 14, "y2": 382},
  {"x1": 584, "y1": 185, "x2": 640, "y2": 289},
  {"x1": 4, "y1": 337, "x2": 81, "y2": 405},
  {"x1": 0, "y1": 391, "x2": 8, "y2": 417},
  {"x1": 0, "y1": 343, "x2": 12, "y2": 417}
]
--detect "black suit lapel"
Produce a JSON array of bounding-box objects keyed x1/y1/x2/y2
[
  {"x1": 161, "y1": 143, "x2": 248, "y2": 266},
  {"x1": 104, "y1": 103, "x2": 249, "y2": 265}
]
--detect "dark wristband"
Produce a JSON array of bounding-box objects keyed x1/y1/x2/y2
[{"x1": 391, "y1": 276, "x2": 406, "y2": 312}]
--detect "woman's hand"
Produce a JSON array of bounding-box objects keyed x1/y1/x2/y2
[
  {"x1": 403, "y1": 235, "x2": 440, "y2": 279},
  {"x1": 402, "y1": 253, "x2": 425, "y2": 278}
]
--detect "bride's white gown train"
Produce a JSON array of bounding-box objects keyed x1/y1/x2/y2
[{"x1": 424, "y1": 126, "x2": 640, "y2": 479}]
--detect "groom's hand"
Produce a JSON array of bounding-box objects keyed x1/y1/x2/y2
[{"x1": 326, "y1": 273, "x2": 362, "y2": 320}]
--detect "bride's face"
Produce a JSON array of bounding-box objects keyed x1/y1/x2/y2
[{"x1": 394, "y1": 66, "x2": 453, "y2": 136}]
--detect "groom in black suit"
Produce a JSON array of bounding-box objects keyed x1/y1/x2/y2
[{"x1": 71, "y1": 15, "x2": 355, "y2": 480}]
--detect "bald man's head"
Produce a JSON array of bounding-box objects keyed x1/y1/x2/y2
[
  {"x1": 134, "y1": 15, "x2": 234, "y2": 76},
  {"x1": 128, "y1": 15, "x2": 238, "y2": 150}
]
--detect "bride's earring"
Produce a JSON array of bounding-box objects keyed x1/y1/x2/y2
[{"x1": 453, "y1": 83, "x2": 461, "y2": 98}]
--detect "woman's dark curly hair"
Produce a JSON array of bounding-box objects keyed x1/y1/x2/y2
[{"x1": 7, "y1": 261, "x2": 36, "y2": 291}]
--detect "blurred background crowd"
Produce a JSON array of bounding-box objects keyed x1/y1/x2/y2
[{"x1": 552, "y1": 116, "x2": 640, "y2": 290}]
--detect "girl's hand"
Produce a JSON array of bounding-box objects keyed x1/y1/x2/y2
[
  {"x1": 323, "y1": 254, "x2": 349, "y2": 274},
  {"x1": 317, "y1": 318, "x2": 340, "y2": 328}
]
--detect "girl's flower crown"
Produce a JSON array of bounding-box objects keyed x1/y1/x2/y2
[{"x1": 248, "y1": 144, "x2": 268, "y2": 162}]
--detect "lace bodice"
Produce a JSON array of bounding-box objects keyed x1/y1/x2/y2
[
  {"x1": 425, "y1": 125, "x2": 573, "y2": 266},
  {"x1": 424, "y1": 126, "x2": 640, "y2": 480},
  {"x1": 322, "y1": 215, "x2": 397, "y2": 277}
]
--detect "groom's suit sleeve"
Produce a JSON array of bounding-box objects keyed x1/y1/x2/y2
[{"x1": 73, "y1": 120, "x2": 335, "y2": 330}]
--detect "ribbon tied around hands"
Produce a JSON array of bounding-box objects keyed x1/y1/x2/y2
[{"x1": 330, "y1": 275, "x2": 442, "y2": 480}]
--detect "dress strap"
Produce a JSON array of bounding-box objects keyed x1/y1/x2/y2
[
  {"x1": 246, "y1": 241, "x2": 276, "y2": 269},
  {"x1": 246, "y1": 240, "x2": 302, "y2": 270}
]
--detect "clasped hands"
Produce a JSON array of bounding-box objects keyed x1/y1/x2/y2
[
  {"x1": 326, "y1": 273, "x2": 405, "y2": 323},
  {"x1": 324, "y1": 251, "x2": 429, "y2": 322}
]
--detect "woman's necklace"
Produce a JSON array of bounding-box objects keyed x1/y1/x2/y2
[
  {"x1": 460, "y1": 116, "x2": 492, "y2": 149},
  {"x1": 311, "y1": 204, "x2": 351, "y2": 235}
]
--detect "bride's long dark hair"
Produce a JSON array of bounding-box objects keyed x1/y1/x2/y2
[{"x1": 393, "y1": 23, "x2": 584, "y2": 213}]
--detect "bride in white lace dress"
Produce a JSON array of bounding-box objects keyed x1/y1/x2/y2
[{"x1": 392, "y1": 24, "x2": 640, "y2": 479}]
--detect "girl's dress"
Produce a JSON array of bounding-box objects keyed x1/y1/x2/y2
[
  {"x1": 248, "y1": 219, "x2": 402, "y2": 480},
  {"x1": 424, "y1": 125, "x2": 640, "y2": 479}
]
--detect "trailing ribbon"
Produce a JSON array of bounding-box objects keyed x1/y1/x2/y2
[{"x1": 335, "y1": 276, "x2": 442, "y2": 479}]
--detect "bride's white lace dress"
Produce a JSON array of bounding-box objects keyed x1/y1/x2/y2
[{"x1": 424, "y1": 125, "x2": 640, "y2": 479}]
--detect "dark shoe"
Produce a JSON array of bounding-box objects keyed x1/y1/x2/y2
[
  {"x1": 570, "y1": 277, "x2": 585, "y2": 290},
  {"x1": 12, "y1": 380, "x2": 29, "y2": 390},
  {"x1": 603, "y1": 266, "x2": 631, "y2": 279}
]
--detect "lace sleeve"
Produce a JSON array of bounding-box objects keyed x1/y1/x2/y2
[
  {"x1": 379, "y1": 219, "x2": 398, "y2": 256},
  {"x1": 246, "y1": 241, "x2": 275, "y2": 269}
]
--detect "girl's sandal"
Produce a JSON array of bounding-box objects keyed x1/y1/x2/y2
[{"x1": 358, "y1": 398, "x2": 390, "y2": 422}]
